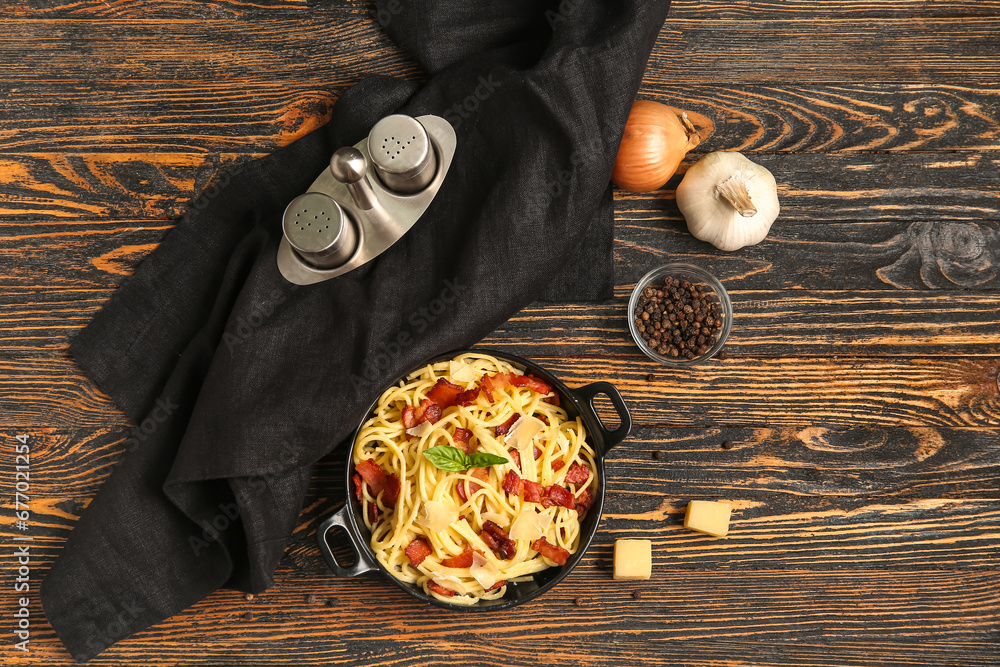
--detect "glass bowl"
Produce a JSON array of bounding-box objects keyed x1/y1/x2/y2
[{"x1": 627, "y1": 263, "x2": 732, "y2": 367}]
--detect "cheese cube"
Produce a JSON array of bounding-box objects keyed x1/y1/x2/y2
[
  {"x1": 613, "y1": 539, "x2": 652, "y2": 581},
  {"x1": 684, "y1": 500, "x2": 732, "y2": 537}
]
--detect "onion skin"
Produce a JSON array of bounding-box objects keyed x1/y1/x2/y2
[{"x1": 611, "y1": 100, "x2": 701, "y2": 193}]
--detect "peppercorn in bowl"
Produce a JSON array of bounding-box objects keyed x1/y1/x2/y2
[{"x1": 627, "y1": 263, "x2": 732, "y2": 367}]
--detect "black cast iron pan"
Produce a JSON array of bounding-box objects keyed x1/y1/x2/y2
[{"x1": 317, "y1": 348, "x2": 632, "y2": 609}]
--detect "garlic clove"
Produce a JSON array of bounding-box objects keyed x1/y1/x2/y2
[{"x1": 676, "y1": 152, "x2": 780, "y2": 252}]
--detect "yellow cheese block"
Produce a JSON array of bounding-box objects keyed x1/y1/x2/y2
[
  {"x1": 613, "y1": 539, "x2": 652, "y2": 581},
  {"x1": 684, "y1": 500, "x2": 732, "y2": 537}
]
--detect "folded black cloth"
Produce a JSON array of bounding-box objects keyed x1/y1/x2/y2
[{"x1": 41, "y1": 0, "x2": 671, "y2": 661}]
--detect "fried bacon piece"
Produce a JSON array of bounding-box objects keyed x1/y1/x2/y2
[
  {"x1": 367, "y1": 503, "x2": 379, "y2": 524},
  {"x1": 502, "y1": 470, "x2": 524, "y2": 496},
  {"x1": 536, "y1": 414, "x2": 549, "y2": 425},
  {"x1": 495, "y1": 413, "x2": 520, "y2": 437},
  {"x1": 456, "y1": 466, "x2": 489, "y2": 503},
  {"x1": 480, "y1": 371, "x2": 554, "y2": 402},
  {"x1": 575, "y1": 489, "x2": 593, "y2": 514},
  {"x1": 480, "y1": 520, "x2": 517, "y2": 560},
  {"x1": 381, "y1": 472, "x2": 400, "y2": 506},
  {"x1": 479, "y1": 372, "x2": 512, "y2": 402},
  {"x1": 507, "y1": 448, "x2": 521, "y2": 469},
  {"x1": 452, "y1": 427, "x2": 473, "y2": 454},
  {"x1": 417, "y1": 399, "x2": 442, "y2": 424},
  {"x1": 351, "y1": 473, "x2": 364, "y2": 504},
  {"x1": 542, "y1": 485, "x2": 575, "y2": 510},
  {"x1": 426, "y1": 378, "x2": 465, "y2": 408},
  {"x1": 355, "y1": 459, "x2": 387, "y2": 491},
  {"x1": 543, "y1": 394, "x2": 560, "y2": 406},
  {"x1": 551, "y1": 460, "x2": 565, "y2": 472},
  {"x1": 509, "y1": 373, "x2": 554, "y2": 396},
  {"x1": 354, "y1": 460, "x2": 400, "y2": 507},
  {"x1": 486, "y1": 580, "x2": 507, "y2": 592},
  {"x1": 565, "y1": 462, "x2": 591, "y2": 484},
  {"x1": 402, "y1": 399, "x2": 443, "y2": 429},
  {"x1": 405, "y1": 537, "x2": 433, "y2": 567},
  {"x1": 531, "y1": 537, "x2": 570, "y2": 566},
  {"x1": 441, "y1": 546, "x2": 475, "y2": 568},
  {"x1": 455, "y1": 388, "x2": 481, "y2": 406},
  {"x1": 523, "y1": 480, "x2": 544, "y2": 504},
  {"x1": 427, "y1": 581, "x2": 457, "y2": 597}
]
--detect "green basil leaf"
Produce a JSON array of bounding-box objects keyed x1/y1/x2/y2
[
  {"x1": 465, "y1": 452, "x2": 509, "y2": 469},
  {"x1": 422, "y1": 445, "x2": 471, "y2": 472}
]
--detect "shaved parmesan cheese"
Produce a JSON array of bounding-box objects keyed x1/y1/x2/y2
[
  {"x1": 509, "y1": 509, "x2": 550, "y2": 541},
  {"x1": 469, "y1": 551, "x2": 500, "y2": 590},
  {"x1": 406, "y1": 421, "x2": 434, "y2": 438},
  {"x1": 481, "y1": 512, "x2": 509, "y2": 528},
  {"x1": 505, "y1": 415, "x2": 545, "y2": 449},
  {"x1": 431, "y1": 577, "x2": 464, "y2": 594},
  {"x1": 449, "y1": 361, "x2": 479, "y2": 384},
  {"x1": 415, "y1": 500, "x2": 457, "y2": 532}
]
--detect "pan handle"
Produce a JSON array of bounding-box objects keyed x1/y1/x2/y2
[
  {"x1": 316, "y1": 504, "x2": 378, "y2": 577},
  {"x1": 572, "y1": 381, "x2": 632, "y2": 458}
]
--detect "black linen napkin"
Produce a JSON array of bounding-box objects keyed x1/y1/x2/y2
[{"x1": 41, "y1": 0, "x2": 671, "y2": 661}]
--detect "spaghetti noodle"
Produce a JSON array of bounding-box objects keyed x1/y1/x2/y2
[{"x1": 351, "y1": 352, "x2": 597, "y2": 604}]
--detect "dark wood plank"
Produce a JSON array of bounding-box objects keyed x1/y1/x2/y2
[
  {"x1": 12, "y1": 0, "x2": 1000, "y2": 20},
  {"x1": 666, "y1": 0, "x2": 1000, "y2": 19},
  {"x1": 2, "y1": 82, "x2": 997, "y2": 154},
  {"x1": 648, "y1": 19, "x2": 1000, "y2": 84},
  {"x1": 6, "y1": 0, "x2": 309, "y2": 19},
  {"x1": 3, "y1": 354, "x2": 998, "y2": 429},
  {"x1": 3, "y1": 218, "x2": 998, "y2": 296},
  {"x1": 3, "y1": 152, "x2": 996, "y2": 222},
  {"x1": 492, "y1": 291, "x2": 1000, "y2": 357},
  {"x1": 0, "y1": 153, "x2": 255, "y2": 218},
  {"x1": 7, "y1": 423, "x2": 999, "y2": 514},
  {"x1": 630, "y1": 152, "x2": 1000, "y2": 223},
  {"x1": 646, "y1": 84, "x2": 1000, "y2": 153},
  {"x1": 614, "y1": 219, "x2": 1000, "y2": 291},
  {"x1": 5, "y1": 288, "x2": 1000, "y2": 357},
  {"x1": 0, "y1": 19, "x2": 997, "y2": 104},
  {"x1": 0, "y1": 568, "x2": 997, "y2": 665}
]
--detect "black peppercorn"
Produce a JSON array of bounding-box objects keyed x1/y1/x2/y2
[{"x1": 635, "y1": 275, "x2": 722, "y2": 361}]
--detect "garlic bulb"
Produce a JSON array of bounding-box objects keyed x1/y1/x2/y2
[{"x1": 676, "y1": 152, "x2": 780, "y2": 251}]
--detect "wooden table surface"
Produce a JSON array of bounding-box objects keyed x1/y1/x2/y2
[{"x1": 2, "y1": 1, "x2": 999, "y2": 665}]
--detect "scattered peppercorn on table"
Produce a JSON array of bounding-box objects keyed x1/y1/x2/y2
[{"x1": 2, "y1": 2, "x2": 999, "y2": 666}]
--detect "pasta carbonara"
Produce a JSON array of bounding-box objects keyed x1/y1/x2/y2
[{"x1": 351, "y1": 352, "x2": 597, "y2": 604}]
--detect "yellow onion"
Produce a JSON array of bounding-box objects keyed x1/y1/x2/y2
[{"x1": 611, "y1": 100, "x2": 701, "y2": 192}]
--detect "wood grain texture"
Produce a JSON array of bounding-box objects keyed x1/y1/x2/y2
[
  {"x1": 1, "y1": 568, "x2": 998, "y2": 666},
  {"x1": 9, "y1": 0, "x2": 1000, "y2": 20},
  {"x1": 2, "y1": 354, "x2": 998, "y2": 429},
  {"x1": 4, "y1": 289, "x2": 1000, "y2": 356},
  {"x1": 2, "y1": 152, "x2": 998, "y2": 222},
  {"x1": 3, "y1": 84, "x2": 997, "y2": 154},
  {"x1": 1, "y1": 0, "x2": 999, "y2": 665},
  {"x1": 647, "y1": 19, "x2": 1000, "y2": 84},
  {"x1": 647, "y1": 84, "x2": 1000, "y2": 153}
]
